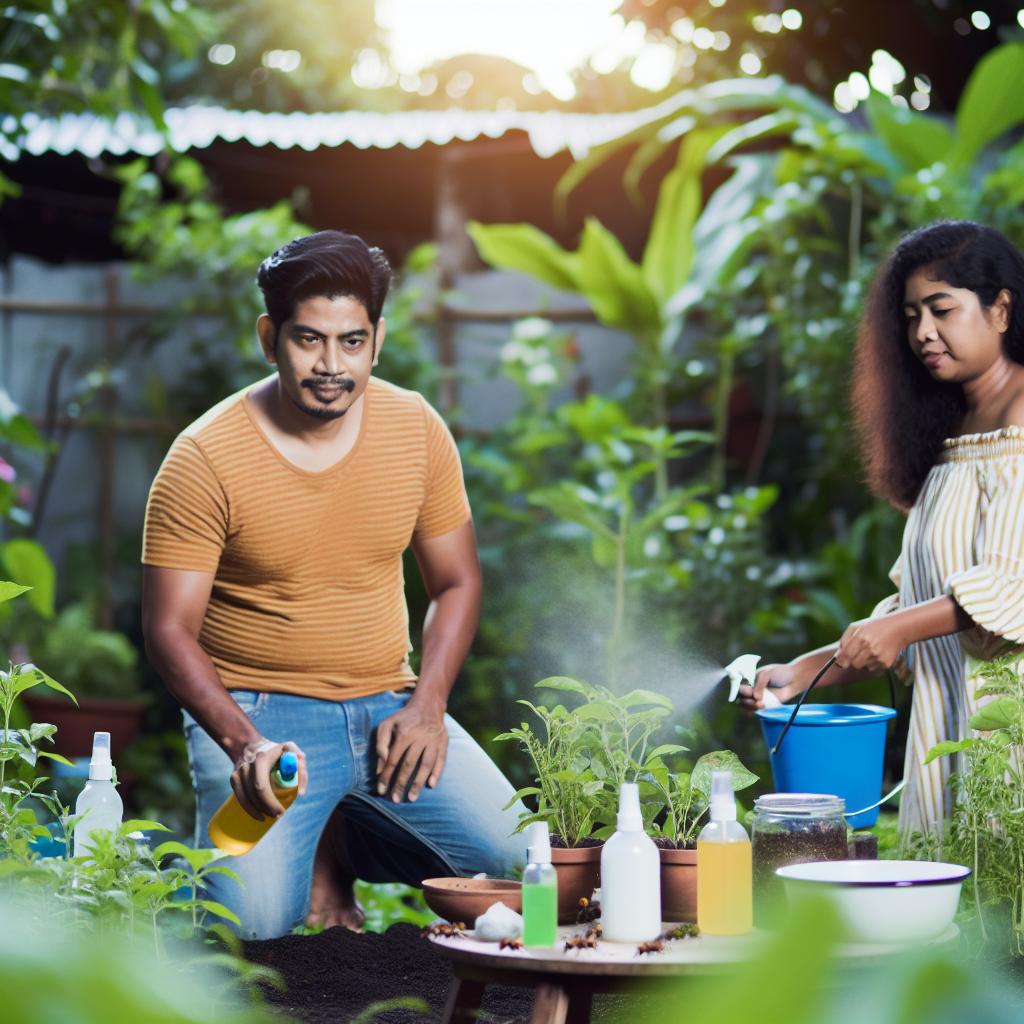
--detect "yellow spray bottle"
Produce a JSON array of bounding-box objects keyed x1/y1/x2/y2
[
  {"x1": 208, "y1": 752, "x2": 300, "y2": 855},
  {"x1": 697, "y1": 770, "x2": 752, "y2": 935}
]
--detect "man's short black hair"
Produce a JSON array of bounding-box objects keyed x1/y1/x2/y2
[{"x1": 256, "y1": 230, "x2": 392, "y2": 329}]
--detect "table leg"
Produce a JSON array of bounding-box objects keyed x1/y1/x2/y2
[
  {"x1": 566, "y1": 985, "x2": 593, "y2": 1024},
  {"x1": 530, "y1": 981, "x2": 571, "y2": 1024},
  {"x1": 441, "y1": 976, "x2": 486, "y2": 1024}
]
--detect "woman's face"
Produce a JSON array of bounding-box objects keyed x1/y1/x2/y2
[{"x1": 902, "y1": 265, "x2": 1010, "y2": 383}]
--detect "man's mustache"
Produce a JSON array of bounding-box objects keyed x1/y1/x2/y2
[{"x1": 302, "y1": 377, "x2": 356, "y2": 393}]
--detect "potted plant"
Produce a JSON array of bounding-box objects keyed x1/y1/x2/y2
[
  {"x1": 646, "y1": 750, "x2": 758, "y2": 922},
  {"x1": 21, "y1": 602, "x2": 148, "y2": 760},
  {"x1": 497, "y1": 676, "x2": 682, "y2": 922}
]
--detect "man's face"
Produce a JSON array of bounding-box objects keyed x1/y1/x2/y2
[{"x1": 258, "y1": 294, "x2": 385, "y2": 421}]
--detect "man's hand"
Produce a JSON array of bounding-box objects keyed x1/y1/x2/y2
[
  {"x1": 231, "y1": 738, "x2": 308, "y2": 820},
  {"x1": 375, "y1": 701, "x2": 448, "y2": 803},
  {"x1": 836, "y1": 616, "x2": 905, "y2": 673}
]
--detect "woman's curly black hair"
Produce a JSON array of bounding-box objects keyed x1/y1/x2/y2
[{"x1": 852, "y1": 220, "x2": 1024, "y2": 509}]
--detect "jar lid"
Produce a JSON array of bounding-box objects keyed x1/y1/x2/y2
[{"x1": 754, "y1": 793, "x2": 845, "y2": 816}]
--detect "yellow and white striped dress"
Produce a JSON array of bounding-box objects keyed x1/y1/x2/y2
[{"x1": 883, "y1": 426, "x2": 1024, "y2": 836}]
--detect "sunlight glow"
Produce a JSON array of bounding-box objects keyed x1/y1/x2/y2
[
  {"x1": 630, "y1": 42, "x2": 675, "y2": 91},
  {"x1": 377, "y1": 0, "x2": 633, "y2": 100}
]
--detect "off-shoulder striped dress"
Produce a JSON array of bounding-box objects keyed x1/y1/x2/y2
[{"x1": 881, "y1": 427, "x2": 1024, "y2": 836}]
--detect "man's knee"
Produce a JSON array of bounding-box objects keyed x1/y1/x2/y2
[{"x1": 203, "y1": 866, "x2": 306, "y2": 940}]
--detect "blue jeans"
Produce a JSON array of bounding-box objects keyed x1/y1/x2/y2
[{"x1": 183, "y1": 689, "x2": 526, "y2": 939}]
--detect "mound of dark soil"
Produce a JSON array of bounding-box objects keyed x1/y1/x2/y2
[{"x1": 244, "y1": 923, "x2": 533, "y2": 1023}]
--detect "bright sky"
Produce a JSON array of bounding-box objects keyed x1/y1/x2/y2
[{"x1": 376, "y1": 0, "x2": 639, "y2": 99}]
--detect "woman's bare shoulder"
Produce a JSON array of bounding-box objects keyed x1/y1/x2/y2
[{"x1": 1003, "y1": 388, "x2": 1024, "y2": 428}]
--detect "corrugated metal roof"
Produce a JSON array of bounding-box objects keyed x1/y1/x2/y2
[{"x1": 1, "y1": 106, "x2": 653, "y2": 162}]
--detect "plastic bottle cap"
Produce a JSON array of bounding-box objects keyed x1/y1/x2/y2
[
  {"x1": 709, "y1": 769, "x2": 737, "y2": 822},
  {"x1": 616, "y1": 781, "x2": 644, "y2": 831},
  {"x1": 88, "y1": 731, "x2": 113, "y2": 782},
  {"x1": 274, "y1": 752, "x2": 299, "y2": 788},
  {"x1": 526, "y1": 820, "x2": 552, "y2": 864}
]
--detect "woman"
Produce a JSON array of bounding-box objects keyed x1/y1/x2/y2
[{"x1": 738, "y1": 220, "x2": 1024, "y2": 836}]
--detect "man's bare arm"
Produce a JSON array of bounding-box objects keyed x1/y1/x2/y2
[{"x1": 142, "y1": 565, "x2": 306, "y2": 818}]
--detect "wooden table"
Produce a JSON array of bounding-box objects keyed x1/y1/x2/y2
[{"x1": 431, "y1": 923, "x2": 960, "y2": 1024}]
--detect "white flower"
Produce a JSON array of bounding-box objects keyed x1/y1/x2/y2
[
  {"x1": 500, "y1": 341, "x2": 526, "y2": 364},
  {"x1": 708, "y1": 527, "x2": 726, "y2": 545},
  {"x1": 513, "y1": 317, "x2": 553, "y2": 341},
  {"x1": 526, "y1": 363, "x2": 557, "y2": 386}
]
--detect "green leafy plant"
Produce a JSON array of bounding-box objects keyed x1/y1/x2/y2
[
  {"x1": 921, "y1": 652, "x2": 1024, "y2": 957},
  {"x1": 496, "y1": 676, "x2": 682, "y2": 845},
  {"x1": 28, "y1": 601, "x2": 143, "y2": 700},
  {"x1": 645, "y1": 749, "x2": 758, "y2": 848},
  {"x1": 0, "y1": 582, "x2": 256, "y2": 989}
]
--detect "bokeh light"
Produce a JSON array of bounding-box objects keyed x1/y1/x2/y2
[
  {"x1": 207, "y1": 44, "x2": 236, "y2": 66},
  {"x1": 739, "y1": 51, "x2": 762, "y2": 75}
]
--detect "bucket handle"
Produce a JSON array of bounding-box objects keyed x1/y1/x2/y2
[
  {"x1": 842, "y1": 778, "x2": 906, "y2": 819},
  {"x1": 769, "y1": 653, "x2": 839, "y2": 756}
]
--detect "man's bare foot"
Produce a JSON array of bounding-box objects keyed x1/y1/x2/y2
[{"x1": 306, "y1": 808, "x2": 366, "y2": 932}]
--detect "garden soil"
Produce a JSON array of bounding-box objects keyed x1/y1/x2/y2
[
  {"x1": 244, "y1": 923, "x2": 644, "y2": 1022},
  {"x1": 244, "y1": 922, "x2": 531, "y2": 1022}
]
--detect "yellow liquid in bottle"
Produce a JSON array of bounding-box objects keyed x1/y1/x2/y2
[
  {"x1": 208, "y1": 782, "x2": 298, "y2": 856},
  {"x1": 697, "y1": 838, "x2": 753, "y2": 935}
]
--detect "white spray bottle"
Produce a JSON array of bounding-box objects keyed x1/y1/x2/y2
[
  {"x1": 73, "y1": 731, "x2": 124, "y2": 857},
  {"x1": 600, "y1": 782, "x2": 661, "y2": 942},
  {"x1": 723, "y1": 653, "x2": 781, "y2": 707}
]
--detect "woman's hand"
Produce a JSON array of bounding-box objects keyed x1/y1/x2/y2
[
  {"x1": 736, "y1": 661, "x2": 811, "y2": 713},
  {"x1": 836, "y1": 616, "x2": 905, "y2": 673}
]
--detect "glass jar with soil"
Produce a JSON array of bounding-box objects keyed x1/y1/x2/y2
[{"x1": 751, "y1": 794, "x2": 848, "y2": 927}]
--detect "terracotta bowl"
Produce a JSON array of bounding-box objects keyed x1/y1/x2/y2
[{"x1": 421, "y1": 877, "x2": 522, "y2": 924}]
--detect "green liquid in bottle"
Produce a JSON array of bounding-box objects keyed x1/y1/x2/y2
[{"x1": 522, "y1": 882, "x2": 558, "y2": 947}]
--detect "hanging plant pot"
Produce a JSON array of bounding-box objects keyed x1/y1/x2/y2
[
  {"x1": 551, "y1": 844, "x2": 603, "y2": 924},
  {"x1": 659, "y1": 846, "x2": 698, "y2": 922}
]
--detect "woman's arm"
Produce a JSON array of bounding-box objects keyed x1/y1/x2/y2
[
  {"x1": 738, "y1": 595, "x2": 970, "y2": 711},
  {"x1": 737, "y1": 645, "x2": 878, "y2": 711},
  {"x1": 835, "y1": 595, "x2": 971, "y2": 672}
]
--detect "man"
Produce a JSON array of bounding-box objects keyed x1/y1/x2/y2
[{"x1": 142, "y1": 231, "x2": 523, "y2": 939}]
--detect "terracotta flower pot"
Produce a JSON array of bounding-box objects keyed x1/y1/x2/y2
[
  {"x1": 21, "y1": 694, "x2": 147, "y2": 760},
  {"x1": 659, "y1": 847, "x2": 697, "y2": 923},
  {"x1": 552, "y1": 845, "x2": 602, "y2": 924}
]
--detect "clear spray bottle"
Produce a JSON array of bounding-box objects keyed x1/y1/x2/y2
[
  {"x1": 73, "y1": 731, "x2": 124, "y2": 857},
  {"x1": 724, "y1": 654, "x2": 781, "y2": 707},
  {"x1": 521, "y1": 820, "x2": 558, "y2": 947},
  {"x1": 600, "y1": 782, "x2": 661, "y2": 942},
  {"x1": 697, "y1": 770, "x2": 752, "y2": 935}
]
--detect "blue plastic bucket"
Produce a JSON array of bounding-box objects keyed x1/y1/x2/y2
[{"x1": 756, "y1": 703, "x2": 897, "y2": 828}]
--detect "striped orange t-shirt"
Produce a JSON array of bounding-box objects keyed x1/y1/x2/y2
[{"x1": 142, "y1": 376, "x2": 471, "y2": 700}]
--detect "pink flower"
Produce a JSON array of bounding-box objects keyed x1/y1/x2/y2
[{"x1": 0, "y1": 457, "x2": 14, "y2": 484}]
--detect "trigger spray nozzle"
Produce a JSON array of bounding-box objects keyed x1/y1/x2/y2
[{"x1": 723, "y1": 654, "x2": 761, "y2": 702}]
